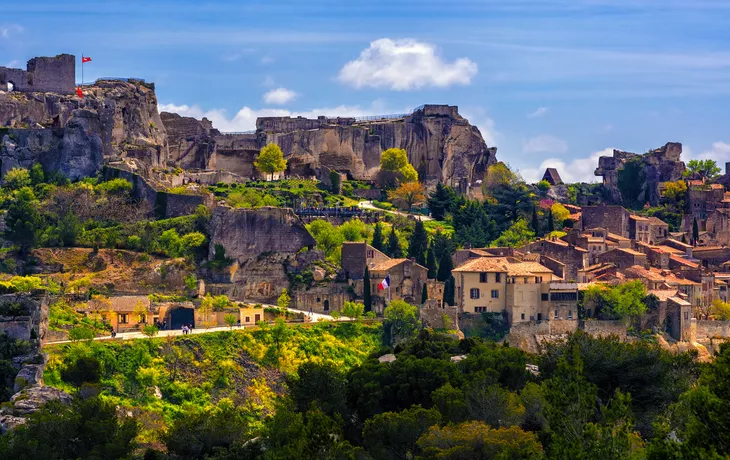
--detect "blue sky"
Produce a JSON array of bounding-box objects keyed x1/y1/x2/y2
[{"x1": 3, "y1": 0, "x2": 730, "y2": 182}]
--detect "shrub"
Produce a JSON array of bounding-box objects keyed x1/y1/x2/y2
[
  {"x1": 68, "y1": 326, "x2": 95, "y2": 342},
  {"x1": 61, "y1": 355, "x2": 101, "y2": 386}
]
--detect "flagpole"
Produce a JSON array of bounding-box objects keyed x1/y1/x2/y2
[{"x1": 81, "y1": 55, "x2": 84, "y2": 86}]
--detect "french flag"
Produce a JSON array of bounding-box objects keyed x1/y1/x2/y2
[{"x1": 378, "y1": 275, "x2": 390, "y2": 291}]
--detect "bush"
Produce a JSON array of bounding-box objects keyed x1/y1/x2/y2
[
  {"x1": 68, "y1": 326, "x2": 95, "y2": 342},
  {"x1": 61, "y1": 355, "x2": 101, "y2": 386}
]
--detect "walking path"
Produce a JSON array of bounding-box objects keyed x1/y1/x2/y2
[{"x1": 358, "y1": 200, "x2": 433, "y2": 221}]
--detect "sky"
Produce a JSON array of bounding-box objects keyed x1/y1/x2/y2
[{"x1": 3, "y1": 0, "x2": 730, "y2": 183}]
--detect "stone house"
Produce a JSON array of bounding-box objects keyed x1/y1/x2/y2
[
  {"x1": 521, "y1": 237, "x2": 589, "y2": 281},
  {"x1": 341, "y1": 242, "x2": 389, "y2": 280},
  {"x1": 541, "y1": 168, "x2": 563, "y2": 186},
  {"x1": 692, "y1": 246, "x2": 730, "y2": 269},
  {"x1": 108, "y1": 296, "x2": 151, "y2": 332},
  {"x1": 294, "y1": 284, "x2": 353, "y2": 314},
  {"x1": 635, "y1": 243, "x2": 671, "y2": 269},
  {"x1": 597, "y1": 247, "x2": 647, "y2": 270},
  {"x1": 581, "y1": 205, "x2": 631, "y2": 238},
  {"x1": 369, "y1": 258, "x2": 428, "y2": 311}
]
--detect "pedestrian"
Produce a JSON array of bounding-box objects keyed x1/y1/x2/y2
[{"x1": 182, "y1": 325, "x2": 187, "y2": 335}]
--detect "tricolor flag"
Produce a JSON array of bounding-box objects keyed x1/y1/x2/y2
[
  {"x1": 82, "y1": 56, "x2": 92, "y2": 63},
  {"x1": 378, "y1": 275, "x2": 390, "y2": 291}
]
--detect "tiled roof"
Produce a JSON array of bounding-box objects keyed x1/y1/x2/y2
[
  {"x1": 646, "y1": 216, "x2": 668, "y2": 225},
  {"x1": 110, "y1": 295, "x2": 150, "y2": 312},
  {"x1": 649, "y1": 289, "x2": 679, "y2": 301},
  {"x1": 452, "y1": 257, "x2": 510, "y2": 273},
  {"x1": 370, "y1": 258, "x2": 407, "y2": 272},
  {"x1": 606, "y1": 232, "x2": 630, "y2": 242},
  {"x1": 630, "y1": 215, "x2": 649, "y2": 221},
  {"x1": 506, "y1": 261, "x2": 553, "y2": 276},
  {"x1": 670, "y1": 256, "x2": 699, "y2": 268},
  {"x1": 624, "y1": 265, "x2": 666, "y2": 282},
  {"x1": 615, "y1": 247, "x2": 646, "y2": 256}
]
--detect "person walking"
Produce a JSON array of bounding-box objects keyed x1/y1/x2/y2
[{"x1": 182, "y1": 325, "x2": 187, "y2": 335}]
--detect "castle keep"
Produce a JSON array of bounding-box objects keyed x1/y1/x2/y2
[{"x1": 0, "y1": 54, "x2": 75, "y2": 95}]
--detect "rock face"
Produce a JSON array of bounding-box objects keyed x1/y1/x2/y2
[
  {"x1": 595, "y1": 142, "x2": 686, "y2": 206},
  {"x1": 163, "y1": 105, "x2": 497, "y2": 185},
  {"x1": 0, "y1": 79, "x2": 167, "y2": 180},
  {"x1": 207, "y1": 206, "x2": 317, "y2": 302}
]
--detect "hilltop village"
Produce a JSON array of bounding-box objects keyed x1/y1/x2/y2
[{"x1": 2, "y1": 54, "x2": 730, "y2": 457}]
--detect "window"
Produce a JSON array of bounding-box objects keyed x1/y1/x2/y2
[
  {"x1": 521, "y1": 313, "x2": 525, "y2": 320},
  {"x1": 535, "y1": 277, "x2": 540, "y2": 283},
  {"x1": 316, "y1": 297, "x2": 321, "y2": 302},
  {"x1": 495, "y1": 273, "x2": 501, "y2": 282},
  {"x1": 550, "y1": 292, "x2": 578, "y2": 301},
  {"x1": 245, "y1": 316, "x2": 250, "y2": 323},
  {"x1": 138, "y1": 314, "x2": 146, "y2": 324},
  {"x1": 255, "y1": 314, "x2": 261, "y2": 322},
  {"x1": 491, "y1": 290, "x2": 499, "y2": 298},
  {"x1": 119, "y1": 314, "x2": 128, "y2": 324},
  {"x1": 541, "y1": 293, "x2": 548, "y2": 301},
  {"x1": 475, "y1": 307, "x2": 487, "y2": 313},
  {"x1": 511, "y1": 277, "x2": 516, "y2": 284},
  {"x1": 480, "y1": 272, "x2": 488, "y2": 283},
  {"x1": 568, "y1": 310, "x2": 573, "y2": 319},
  {"x1": 524, "y1": 277, "x2": 529, "y2": 284},
  {"x1": 396, "y1": 287, "x2": 400, "y2": 294},
  {"x1": 470, "y1": 288, "x2": 480, "y2": 299},
  {"x1": 554, "y1": 309, "x2": 558, "y2": 319},
  {"x1": 367, "y1": 250, "x2": 374, "y2": 258}
]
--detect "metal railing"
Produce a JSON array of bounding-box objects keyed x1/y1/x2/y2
[
  {"x1": 220, "y1": 130, "x2": 257, "y2": 135},
  {"x1": 77, "y1": 77, "x2": 147, "y2": 86}
]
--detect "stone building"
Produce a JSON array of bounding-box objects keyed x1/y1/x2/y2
[
  {"x1": 629, "y1": 215, "x2": 669, "y2": 245},
  {"x1": 0, "y1": 54, "x2": 75, "y2": 95},
  {"x1": 597, "y1": 247, "x2": 647, "y2": 270},
  {"x1": 293, "y1": 284, "x2": 353, "y2": 314},
  {"x1": 580, "y1": 205, "x2": 631, "y2": 238},
  {"x1": 541, "y1": 168, "x2": 563, "y2": 186},
  {"x1": 369, "y1": 258, "x2": 428, "y2": 311},
  {"x1": 341, "y1": 242, "x2": 389, "y2": 280},
  {"x1": 521, "y1": 237, "x2": 589, "y2": 281}
]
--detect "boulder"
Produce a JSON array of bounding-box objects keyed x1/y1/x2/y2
[
  {"x1": 312, "y1": 267, "x2": 326, "y2": 282},
  {"x1": 13, "y1": 364, "x2": 43, "y2": 393},
  {"x1": 9, "y1": 385, "x2": 72, "y2": 415}
]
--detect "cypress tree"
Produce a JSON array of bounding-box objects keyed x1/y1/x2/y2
[
  {"x1": 363, "y1": 267, "x2": 372, "y2": 312},
  {"x1": 421, "y1": 283, "x2": 428, "y2": 304},
  {"x1": 408, "y1": 220, "x2": 428, "y2": 265},
  {"x1": 531, "y1": 206, "x2": 541, "y2": 237},
  {"x1": 387, "y1": 229, "x2": 403, "y2": 258},
  {"x1": 426, "y1": 245, "x2": 437, "y2": 279},
  {"x1": 437, "y1": 250, "x2": 454, "y2": 282},
  {"x1": 443, "y1": 276, "x2": 455, "y2": 306},
  {"x1": 372, "y1": 222, "x2": 384, "y2": 251},
  {"x1": 692, "y1": 217, "x2": 699, "y2": 245},
  {"x1": 546, "y1": 209, "x2": 554, "y2": 234},
  {"x1": 427, "y1": 182, "x2": 455, "y2": 221}
]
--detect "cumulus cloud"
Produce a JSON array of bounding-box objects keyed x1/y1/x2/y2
[
  {"x1": 519, "y1": 148, "x2": 612, "y2": 184},
  {"x1": 527, "y1": 107, "x2": 548, "y2": 118},
  {"x1": 159, "y1": 102, "x2": 388, "y2": 133},
  {"x1": 522, "y1": 134, "x2": 569, "y2": 155},
  {"x1": 263, "y1": 87, "x2": 298, "y2": 105},
  {"x1": 338, "y1": 38, "x2": 478, "y2": 90},
  {"x1": 693, "y1": 141, "x2": 730, "y2": 164}
]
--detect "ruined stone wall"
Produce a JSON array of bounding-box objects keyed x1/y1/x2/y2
[
  {"x1": 582, "y1": 319, "x2": 628, "y2": 339},
  {"x1": 581, "y1": 206, "x2": 630, "y2": 237},
  {"x1": 293, "y1": 284, "x2": 352, "y2": 313},
  {"x1": 419, "y1": 300, "x2": 459, "y2": 330},
  {"x1": 597, "y1": 249, "x2": 647, "y2": 270},
  {"x1": 0, "y1": 54, "x2": 75, "y2": 95},
  {"x1": 523, "y1": 240, "x2": 587, "y2": 281},
  {"x1": 694, "y1": 320, "x2": 730, "y2": 340}
]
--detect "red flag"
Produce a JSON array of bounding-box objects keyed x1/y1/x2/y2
[
  {"x1": 82, "y1": 56, "x2": 92, "y2": 63},
  {"x1": 76, "y1": 87, "x2": 83, "y2": 98}
]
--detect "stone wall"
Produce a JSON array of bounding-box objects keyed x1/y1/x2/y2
[
  {"x1": 419, "y1": 300, "x2": 459, "y2": 330},
  {"x1": 0, "y1": 54, "x2": 75, "y2": 95},
  {"x1": 581, "y1": 206, "x2": 630, "y2": 237},
  {"x1": 293, "y1": 284, "x2": 352, "y2": 314},
  {"x1": 694, "y1": 320, "x2": 730, "y2": 340},
  {"x1": 582, "y1": 319, "x2": 628, "y2": 339}
]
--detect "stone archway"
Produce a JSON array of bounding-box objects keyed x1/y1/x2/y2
[
  {"x1": 323, "y1": 299, "x2": 330, "y2": 312},
  {"x1": 6, "y1": 81, "x2": 15, "y2": 92},
  {"x1": 167, "y1": 306, "x2": 195, "y2": 330}
]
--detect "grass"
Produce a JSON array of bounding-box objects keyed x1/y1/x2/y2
[{"x1": 209, "y1": 179, "x2": 363, "y2": 208}]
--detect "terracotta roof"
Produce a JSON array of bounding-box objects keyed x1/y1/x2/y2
[
  {"x1": 606, "y1": 232, "x2": 630, "y2": 242},
  {"x1": 646, "y1": 216, "x2": 668, "y2": 226},
  {"x1": 649, "y1": 289, "x2": 680, "y2": 301},
  {"x1": 506, "y1": 261, "x2": 553, "y2": 277},
  {"x1": 624, "y1": 265, "x2": 666, "y2": 282},
  {"x1": 670, "y1": 256, "x2": 699, "y2": 268},
  {"x1": 586, "y1": 237, "x2": 605, "y2": 243},
  {"x1": 110, "y1": 295, "x2": 150, "y2": 312},
  {"x1": 630, "y1": 215, "x2": 648, "y2": 221},
  {"x1": 664, "y1": 274, "x2": 700, "y2": 286},
  {"x1": 655, "y1": 245, "x2": 683, "y2": 255},
  {"x1": 452, "y1": 257, "x2": 510, "y2": 273},
  {"x1": 693, "y1": 246, "x2": 729, "y2": 252},
  {"x1": 669, "y1": 296, "x2": 692, "y2": 306},
  {"x1": 615, "y1": 247, "x2": 646, "y2": 256},
  {"x1": 370, "y1": 258, "x2": 407, "y2": 272}
]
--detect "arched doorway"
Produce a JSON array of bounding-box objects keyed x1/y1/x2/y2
[
  {"x1": 168, "y1": 306, "x2": 195, "y2": 330},
  {"x1": 323, "y1": 300, "x2": 330, "y2": 312},
  {"x1": 6, "y1": 81, "x2": 15, "y2": 92}
]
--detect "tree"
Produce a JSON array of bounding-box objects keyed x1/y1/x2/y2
[
  {"x1": 5, "y1": 187, "x2": 43, "y2": 253},
  {"x1": 427, "y1": 182, "x2": 457, "y2": 221},
  {"x1": 426, "y1": 245, "x2": 437, "y2": 279},
  {"x1": 492, "y1": 219, "x2": 536, "y2": 248},
  {"x1": 287, "y1": 362, "x2": 349, "y2": 418},
  {"x1": 380, "y1": 148, "x2": 409, "y2": 172},
  {"x1": 4, "y1": 168, "x2": 32, "y2": 190},
  {"x1": 329, "y1": 170, "x2": 341, "y2": 194},
  {"x1": 224, "y1": 313, "x2": 237, "y2": 329},
  {"x1": 531, "y1": 206, "x2": 541, "y2": 237},
  {"x1": 387, "y1": 229, "x2": 403, "y2": 258},
  {"x1": 583, "y1": 281, "x2": 647, "y2": 321},
  {"x1": 437, "y1": 250, "x2": 453, "y2": 282},
  {"x1": 364, "y1": 267, "x2": 372, "y2": 312},
  {"x1": 536, "y1": 179, "x2": 551, "y2": 192},
  {"x1": 199, "y1": 294, "x2": 215, "y2": 329},
  {"x1": 408, "y1": 220, "x2": 428, "y2": 265},
  {"x1": 417, "y1": 422, "x2": 543, "y2": 460},
  {"x1": 465, "y1": 379, "x2": 526, "y2": 427},
  {"x1": 342, "y1": 301, "x2": 364, "y2": 320},
  {"x1": 372, "y1": 222, "x2": 385, "y2": 251},
  {"x1": 133, "y1": 299, "x2": 148, "y2": 324},
  {"x1": 388, "y1": 181, "x2": 426, "y2": 212},
  {"x1": 379, "y1": 148, "x2": 418, "y2": 188},
  {"x1": 551, "y1": 203, "x2": 570, "y2": 229},
  {"x1": 142, "y1": 324, "x2": 159, "y2": 338},
  {"x1": 277, "y1": 288, "x2": 291, "y2": 310},
  {"x1": 444, "y1": 276, "x2": 455, "y2": 307},
  {"x1": 383, "y1": 300, "x2": 419, "y2": 345},
  {"x1": 29, "y1": 163, "x2": 44, "y2": 185},
  {"x1": 685, "y1": 159, "x2": 721, "y2": 181},
  {"x1": 254, "y1": 143, "x2": 287, "y2": 180},
  {"x1": 692, "y1": 217, "x2": 699, "y2": 245},
  {"x1": 363, "y1": 406, "x2": 441, "y2": 460},
  {"x1": 421, "y1": 283, "x2": 429, "y2": 304},
  {"x1": 546, "y1": 209, "x2": 554, "y2": 233}
]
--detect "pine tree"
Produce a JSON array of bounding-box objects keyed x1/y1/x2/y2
[
  {"x1": 408, "y1": 220, "x2": 428, "y2": 265},
  {"x1": 426, "y1": 245, "x2": 437, "y2": 279},
  {"x1": 546, "y1": 209, "x2": 554, "y2": 234},
  {"x1": 531, "y1": 206, "x2": 541, "y2": 237},
  {"x1": 443, "y1": 276, "x2": 455, "y2": 306},
  {"x1": 692, "y1": 217, "x2": 699, "y2": 245},
  {"x1": 421, "y1": 283, "x2": 429, "y2": 304},
  {"x1": 372, "y1": 222, "x2": 384, "y2": 251},
  {"x1": 437, "y1": 250, "x2": 454, "y2": 282},
  {"x1": 427, "y1": 182, "x2": 456, "y2": 221},
  {"x1": 387, "y1": 229, "x2": 403, "y2": 258},
  {"x1": 363, "y1": 267, "x2": 372, "y2": 312}
]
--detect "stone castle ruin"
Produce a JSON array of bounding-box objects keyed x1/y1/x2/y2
[{"x1": 0, "y1": 54, "x2": 75, "y2": 95}]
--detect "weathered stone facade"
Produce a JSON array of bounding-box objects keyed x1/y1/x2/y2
[
  {"x1": 581, "y1": 205, "x2": 631, "y2": 238},
  {"x1": 0, "y1": 54, "x2": 75, "y2": 95}
]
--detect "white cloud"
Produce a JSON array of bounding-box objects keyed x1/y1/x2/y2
[
  {"x1": 159, "y1": 101, "x2": 389, "y2": 133},
  {"x1": 519, "y1": 148, "x2": 612, "y2": 184},
  {"x1": 0, "y1": 24, "x2": 23, "y2": 39},
  {"x1": 527, "y1": 107, "x2": 548, "y2": 118},
  {"x1": 4, "y1": 60, "x2": 20, "y2": 68},
  {"x1": 263, "y1": 87, "x2": 298, "y2": 105},
  {"x1": 338, "y1": 38, "x2": 478, "y2": 90},
  {"x1": 522, "y1": 134, "x2": 568, "y2": 155},
  {"x1": 262, "y1": 76, "x2": 275, "y2": 87},
  {"x1": 693, "y1": 141, "x2": 730, "y2": 164},
  {"x1": 261, "y1": 56, "x2": 275, "y2": 65}
]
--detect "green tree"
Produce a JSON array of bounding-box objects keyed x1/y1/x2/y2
[
  {"x1": 4, "y1": 168, "x2": 31, "y2": 190},
  {"x1": 437, "y1": 250, "x2": 453, "y2": 282},
  {"x1": 465, "y1": 379, "x2": 526, "y2": 427},
  {"x1": 417, "y1": 422, "x2": 544, "y2": 460},
  {"x1": 584, "y1": 281, "x2": 648, "y2": 321},
  {"x1": 339, "y1": 218, "x2": 369, "y2": 242},
  {"x1": 383, "y1": 300, "x2": 419, "y2": 345},
  {"x1": 329, "y1": 170, "x2": 341, "y2": 194},
  {"x1": 531, "y1": 206, "x2": 541, "y2": 237},
  {"x1": 254, "y1": 143, "x2": 287, "y2": 180},
  {"x1": 287, "y1": 362, "x2": 349, "y2": 418},
  {"x1": 224, "y1": 313, "x2": 237, "y2": 329},
  {"x1": 685, "y1": 159, "x2": 721, "y2": 181},
  {"x1": 342, "y1": 301, "x2": 365, "y2": 320},
  {"x1": 692, "y1": 217, "x2": 699, "y2": 245},
  {"x1": 277, "y1": 288, "x2": 291, "y2": 310},
  {"x1": 546, "y1": 209, "x2": 554, "y2": 233},
  {"x1": 363, "y1": 405, "x2": 441, "y2": 460},
  {"x1": 443, "y1": 276, "x2": 455, "y2": 307},
  {"x1": 5, "y1": 187, "x2": 43, "y2": 253},
  {"x1": 29, "y1": 163, "x2": 44, "y2": 185},
  {"x1": 426, "y1": 245, "x2": 437, "y2": 279},
  {"x1": 387, "y1": 229, "x2": 403, "y2": 258},
  {"x1": 371, "y1": 222, "x2": 385, "y2": 251},
  {"x1": 364, "y1": 267, "x2": 372, "y2": 312},
  {"x1": 408, "y1": 220, "x2": 428, "y2": 265},
  {"x1": 380, "y1": 148, "x2": 409, "y2": 172},
  {"x1": 427, "y1": 182, "x2": 457, "y2": 221},
  {"x1": 536, "y1": 179, "x2": 551, "y2": 192},
  {"x1": 142, "y1": 324, "x2": 159, "y2": 338},
  {"x1": 492, "y1": 219, "x2": 536, "y2": 248},
  {"x1": 421, "y1": 283, "x2": 429, "y2": 304}
]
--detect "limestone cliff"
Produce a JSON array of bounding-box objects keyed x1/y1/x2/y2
[
  {"x1": 207, "y1": 206, "x2": 318, "y2": 302},
  {"x1": 163, "y1": 105, "x2": 497, "y2": 185},
  {"x1": 594, "y1": 142, "x2": 686, "y2": 206},
  {"x1": 0, "y1": 79, "x2": 167, "y2": 179}
]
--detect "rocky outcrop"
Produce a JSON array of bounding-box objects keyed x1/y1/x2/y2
[
  {"x1": 207, "y1": 206, "x2": 318, "y2": 302},
  {"x1": 0, "y1": 79, "x2": 167, "y2": 180},
  {"x1": 163, "y1": 105, "x2": 497, "y2": 185},
  {"x1": 595, "y1": 142, "x2": 686, "y2": 206},
  {"x1": 0, "y1": 295, "x2": 48, "y2": 343}
]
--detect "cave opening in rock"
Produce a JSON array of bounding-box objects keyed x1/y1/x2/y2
[
  {"x1": 167, "y1": 306, "x2": 195, "y2": 330},
  {"x1": 6, "y1": 81, "x2": 15, "y2": 92}
]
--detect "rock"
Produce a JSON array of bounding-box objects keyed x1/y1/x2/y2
[
  {"x1": 595, "y1": 142, "x2": 686, "y2": 206},
  {"x1": 0, "y1": 414, "x2": 27, "y2": 434},
  {"x1": 153, "y1": 386, "x2": 162, "y2": 399},
  {"x1": 9, "y1": 385, "x2": 72, "y2": 415},
  {"x1": 0, "y1": 295, "x2": 48, "y2": 343},
  {"x1": 13, "y1": 364, "x2": 43, "y2": 393},
  {"x1": 378, "y1": 354, "x2": 397, "y2": 363},
  {"x1": 162, "y1": 105, "x2": 497, "y2": 185},
  {"x1": 312, "y1": 267, "x2": 326, "y2": 282}
]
